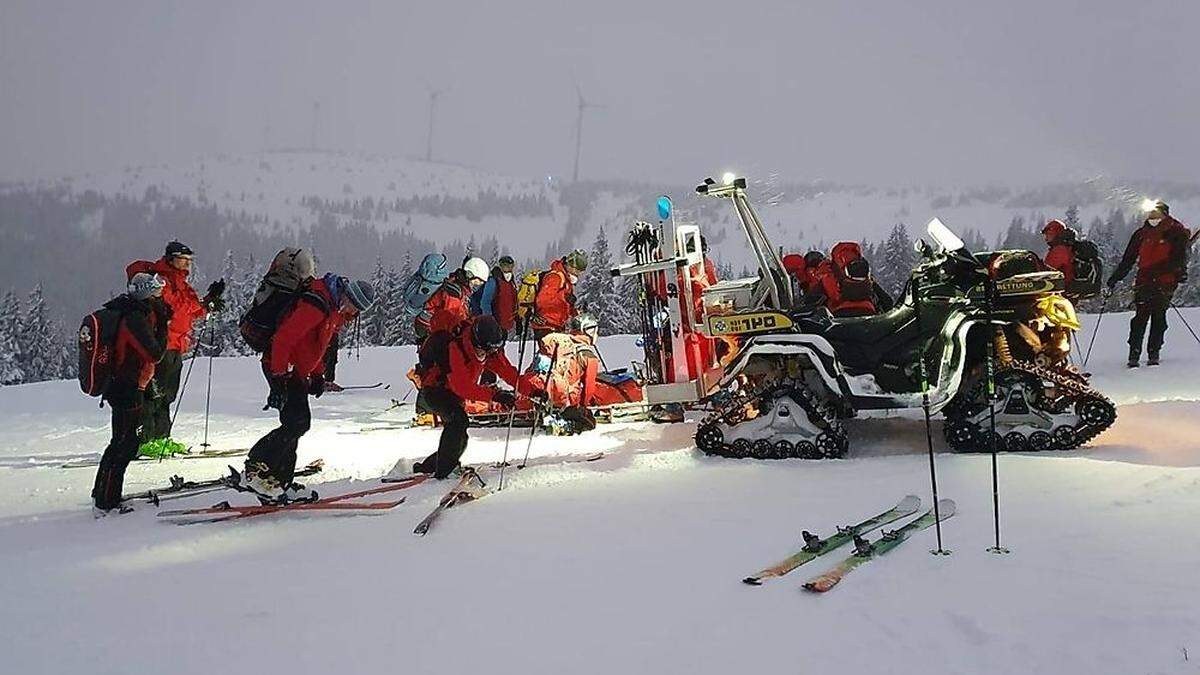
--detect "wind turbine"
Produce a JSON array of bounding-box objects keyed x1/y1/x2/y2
[
  {"x1": 424, "y1": 83, "x2": 442, "y2": 163},
  {"x1": 310, "y1": 100, "x2": 320, "y2": 151},
  {"x1": 572, "y1": 84, "x2": 604, "y2": 182}
]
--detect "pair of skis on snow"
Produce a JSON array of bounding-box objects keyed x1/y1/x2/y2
[
  {"x1": 743, "y1": 495, "x2": 955, "y2": 592},
  {"x1": 157, "y1": 471, "x2": 430, "y2": 524},
  {"x1": 124, "y1": 459, "x2": 325, "y2": 506}
]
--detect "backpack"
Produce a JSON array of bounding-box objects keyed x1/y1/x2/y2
[
  {"x1": 1068, "y1": 238, "x2": 1103, "y2": 296},
  {"x1": 239, "y1": 248, "x2": 320, "y2": 353},
  {"x1": 78, "y1": 306, "x2": 125, "y2": 397},
  {"x1": 515, "y1": 270, "x2": 546, "y2": 322},
  {"x1": 829, "y1": 242, "x2": 874, "y2": 303},
  {"x1": 400, "y1": 253, "x2": 450, "y2": 321}
]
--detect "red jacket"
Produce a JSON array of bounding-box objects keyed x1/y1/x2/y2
[
  {"x1": 491, "y1": 272, "x2": 518, "y2": 333},
  {"x1": 1041, "y1": 220, "x2": 1076, "y2": 285},
  {"x1": 420, "y1": 278, "x2": 473, "y2": 335},
  {"x1": 101, "y1": 295, "x2": 168, "y2": 390},
  {"x1": 126, "y1": 258, "x2": 207, "y2": 352},
  {"x1": 267, "y1": 277, "x2": 345, "y2": 378},
  {"x1": 425, "y1": 322, "x2": 536, "y2": 402},
  {"x1": 1111, "y1": 216, "x2": 1191, "y2": 288},
  {"x1": 533, "y1": 259, "x2": 576, "y2": 331}
]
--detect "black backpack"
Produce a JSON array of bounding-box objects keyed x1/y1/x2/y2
[
  {"x1": 1068, "y1": 238, "x2": 1103, "y2": 297},
  {"x1": 240, "y1": 288, "x2": 329, "y2": 353},
  {"x1": 78, "y1": 305, "x2": 125, "y2": 397}
]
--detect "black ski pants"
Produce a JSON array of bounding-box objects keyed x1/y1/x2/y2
[
  {"x1": 247, "y1": 377, "x2": 312, "y2": 485},
  {"x1": 93, "y1": 386, "x2": 144, "y2": 509},
  {"x1": 419, "y1": 386, "x2": 469, "y2": 479},
  {"x1": 143, "y1": 349, "x2": 183, "y2": 442},
  {"x1": 1128, "y1": 284, "x2": 1175, "y2": 357}
]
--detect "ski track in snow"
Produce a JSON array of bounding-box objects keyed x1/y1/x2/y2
[{"x1": 2, "y1": 315, "x2": 1200, "y2": 674}]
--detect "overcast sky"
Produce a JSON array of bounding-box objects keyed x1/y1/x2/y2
[{"x1": 1, "y1": 0, "x2": 1196, "y2": 186}]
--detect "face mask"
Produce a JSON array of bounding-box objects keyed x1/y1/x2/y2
[
  {"x1": 503, "y1": 272, "x2": 513, "y2": 282},
  {"x1": 569, "y1": 274, "x2": 579, "y2": 284},
  {"x1": 1148, "y1": 218, "x2": 1163, "y2": 227}
]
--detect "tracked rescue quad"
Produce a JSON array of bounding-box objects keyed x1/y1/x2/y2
[{"x1": 613, "y1": 175, "x2": 1116, "y2": 460}]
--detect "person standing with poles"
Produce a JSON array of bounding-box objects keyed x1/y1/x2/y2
[
  {"x1": 126, "y1": 241, "x2": 225, "y2": 454},
  {"x1": 241, "y1": 275, "x2": 374, "y2": 502},
  {"x1": 1106, "y1": 201, "x2": 1190, "y2": 367},
  {"x1": 91, "y1": 273, "x2": 170, "y2": 514}
]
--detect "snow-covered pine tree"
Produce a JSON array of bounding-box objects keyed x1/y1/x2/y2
[
  {"x1": 18, "y1": 284, "x2": 59, "y2": 382},
  {"x1": 366, "y1": 256, "x2": 390, "y2": 345},
  {"x1": 877, "y1": 223, "x2": 916, "y2": 297},
  {"x1": 0, "y1": 291, "x2": 24, "y2": 385},
  {"x1": 575, "y1": 227, "x2": 630, "y2": 335},
  {"x1": 1064, "y1": 204, "x2": 1080, "y2": 230},
  {"x1": 384, "y1": 255, "x2": 416, "y2": 346}
]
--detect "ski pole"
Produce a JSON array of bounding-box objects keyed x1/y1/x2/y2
[
  {"x1": 912, "y1": 278, "x2": 949, "y2": 555},
  {"x1": 1081, "y1": 290, "x2": 1110, "y2": 368},
  {"x1": 519, "y1": 343, "x2": 559, "y2": 472},
  {"x1": 983, "y1": 277, "x2": 1007, "y2": 554},
  {"x1": 168, "y1": 343, "x2": 199, "y2": 456},
  {"x1": 1170, "y1": 302, "x2": 1200, "y2": 347},
  {"x1": 498, "y1": 322, "x2": 531, "y2": 491},
  {"x1": 200, "y1": 314, "x2": 217, "y2": 448}
]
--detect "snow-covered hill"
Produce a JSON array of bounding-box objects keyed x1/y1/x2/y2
[
  {"x1": 2, "y1": 311, "x2": 1200, "y2": 674},
  {"x1": 17, "y1": 151, "x2": 1200, "y2": 267}
]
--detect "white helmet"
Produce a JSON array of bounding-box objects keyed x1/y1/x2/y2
[
  {"x1": 128, "y1": 272, "x2": 165, "y2": 300},
  {"x1": 463, "y1": 257, "x2": 490, "y2": 282}
]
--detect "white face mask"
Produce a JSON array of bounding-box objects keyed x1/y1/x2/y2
[
  {"x1": 503, "y1": 272, "x2": 513, "y2": 282},
  {"x1": 569, "y1": 274, "x2": 579, "y2": 284},
  {"x1": 1148, "y1": 218, "x2": 1163, "y2": 227}
]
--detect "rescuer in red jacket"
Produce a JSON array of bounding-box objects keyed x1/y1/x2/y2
[
  {"x1": 803, "y1": 243, "x2": 894, "y2": 317},
  {"x1": 479, "y1": 256, "x2": 519, "y2": 334},
  {"x1": 532, "y1": 249, "x2": 587, "y2": 340},
  {"x1": 412, "y1": 316, "x2": 540, "y2": 479},
  {"x1": 92, "y1": 273, "x2": 169, "y2": 513},
  {"x1": 417, "y1": 257, "x2": 490, "y2": 338},
  {"x1": 126, "y1": 241, "x2": 225, "y2": 447},
  {"x1": 240, "y1": 274, "x2": 375, "y2": 501},
  {"x1": 1041, "y1": 219, "x2": 1077, "y2": 286},
  {"x1": 1107, "y1": 201, "x2": 1191, "y2": 367}
]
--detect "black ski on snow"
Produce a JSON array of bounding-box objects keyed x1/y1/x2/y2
[
  {"x1": 413, "y1": 468, "x2": 488, "y2": 536},
  {"x1": 123, "y1": 459, "x2": 325, "y2": 506}
]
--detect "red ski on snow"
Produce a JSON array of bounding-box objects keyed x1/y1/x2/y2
[{"x1": 158, "y1": 474, "x2": 430, "y2": 524}]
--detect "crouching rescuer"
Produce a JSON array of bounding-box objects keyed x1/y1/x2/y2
[
  {"x1": 241, "y1": 275, "x2": 375, "y2": 501},
  {"x1": 412, "y1": 315, "x2": 542, "y2": 479}
]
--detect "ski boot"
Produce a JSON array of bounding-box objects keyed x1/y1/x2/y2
[
  {"x1": 1127, "y1": 348, "x2": 1140, "y2": 368},
  {"x1": 281, "y1": 481, "x2": 318, "y2": 503},
  {"x1": 1147, "y1": 352, "x2": 1161, "y2": 366},
  {"x1": 801, "y1": 530, "x2": 825, "y2": 553},
  {"x1": 92, "y1": 503, "x2": 134, "y2": 518},
  {"x1": 238, "y1": 462, "x2": 284, "y2": 502}
]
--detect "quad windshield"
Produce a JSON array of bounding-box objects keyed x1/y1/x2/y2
[{"x1": 926, "y1": 218, "x2": 967, "y2": 253}]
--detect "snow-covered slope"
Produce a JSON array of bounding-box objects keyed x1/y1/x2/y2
[
  {"x1": 20, "y1": 151, "x2": 1200, "y2": 267},
  {"x1": 2, "y1": 311, "x2": 1200, "y2": 674}
]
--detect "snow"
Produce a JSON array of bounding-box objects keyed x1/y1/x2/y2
[{"x1": 2, "y1": 314, "x2": 1200, "y2": 674}]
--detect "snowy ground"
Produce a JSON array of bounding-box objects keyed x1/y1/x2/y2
[{"x1": 2, "y1": 311, "x2": 1200, "y2": 675}]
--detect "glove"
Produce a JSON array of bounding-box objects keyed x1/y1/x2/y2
[
  {"x1": 493, "y1": 390, "x2": 517, "y2": 409},
  {"x1": 206, "y1": 279, "x2": 226, "y2": 299},
  {"x1": 309, "y1": 373, "x2": 326, "y2": 398},
  {"x1": 204, "y1": 295, "x2": 226, "y2": 312},
  {"x1": 266, "y1": 375, "x2": 289, "y2": 411}
]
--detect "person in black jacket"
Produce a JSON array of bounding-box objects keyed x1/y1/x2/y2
[{"x1": 92, "y1": 273, "x2": 170, "y2": 514}]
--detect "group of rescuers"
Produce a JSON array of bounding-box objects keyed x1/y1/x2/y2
[{"x1": 91, "y1": 202, "x2": 1188, "y2": 511}]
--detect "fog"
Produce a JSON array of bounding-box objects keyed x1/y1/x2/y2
[{"x1": 1, "y1": 0, "x2": 1196, "y2": 185}]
